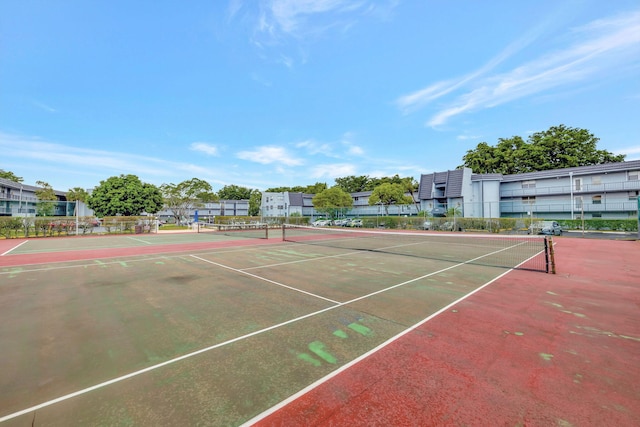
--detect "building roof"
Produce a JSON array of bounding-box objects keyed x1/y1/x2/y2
[
  {"x1": 0, "y1": 177, "x2": 67, "y2": 197},
  {"x1": 418, "y1": 169, "x2": 465, "y2": 199},
  {"x1": 288, "y1": 192, "x2": 303, "y2": 207},
  {"x1": 500, "y1": 160, "x2": 640, "y2": 182}
]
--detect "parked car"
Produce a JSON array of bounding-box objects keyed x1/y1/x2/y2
[
  {"x1": 530, "y1": 221, "x2": 562, "y2": 236},
  {"x1": 312, "y1": 219, "x2": 330, "y2": 227},
  {"x1": 350, "y1": 219, "x2": 363, "y2": 227}
]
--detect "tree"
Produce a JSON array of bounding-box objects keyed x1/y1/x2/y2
[
  {"x1": 312, "y1": 187, "x2": 353, "y2": 218},
  {"x1": 334, "y1": 175, "x2": 371, "y2": 193},
  {"x1": 265, "y1": 182, "x2": 327, "y2": 194},
  {"x1": 304, "y1": 182, "x2": 328, "y2": 194},
  {"x1": 218, "y1": 184, "x2": 253, "y2": 200},
  {"x1": 34, "y1": 181, "x2": 57, "y2": 216},
  {"x1": 368, "y1": 183, "x2": 413, "y2": 215},
  {"x1": 87, "y1": 174, "x2": 163, "y2": 217},
  {"x1": 249, "y1": 189, "x2": 262, "y2": 216},
  {"x1": 160, "y1": 178, "x2": 218, "y2": 224},
  {"x1": 0, "y1": 169, "x2": 23, "y2": 183},
  {"x1": 459, "y1": 125, "x2": 625, "y2": 174},
  {"x1": 66, "y1": 187, "x2": 90, "y2": 216}
]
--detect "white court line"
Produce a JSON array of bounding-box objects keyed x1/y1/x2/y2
[
  {"x1": 0, "y1": 242, "x2": 541, "y2": 423},
  {"x1": 126, "y1": 236, "x2": 152, "y2": 245},
  {"x1": 190, "y1": 255, "x2": 341, "y2": 304},
  {"x1": 1, "y1": 240, "x2": 28, "y2": 256}
]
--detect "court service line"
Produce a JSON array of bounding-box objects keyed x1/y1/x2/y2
[
  {"x1": 190, "y1": 255, "x2": 341, "y2": 304},
  {"x1": 1, "y1": 240, "x2": 28, "y2": 256},
  {"x1": 0, "y1": 242, "x2": 540, "y2": 423}
]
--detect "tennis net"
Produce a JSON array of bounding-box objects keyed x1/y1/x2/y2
[
  {"x1": 282, "y1": 224, "x2": 555, "y2": 273},
  {"x1": 201, "y1": 223, "x2": 270, "y2": 239}
]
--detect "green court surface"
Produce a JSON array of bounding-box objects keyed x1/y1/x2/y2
[{"x1": 0, "y1": 234, "x2": 542, "y2": 425}]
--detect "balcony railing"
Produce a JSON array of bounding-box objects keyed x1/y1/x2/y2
[
  {"x1": 500, "y1": 200, "x2": 638, "y2": 214},
  {"x1": 501, "y1": 180, "x2": 640, "y2": 197}
]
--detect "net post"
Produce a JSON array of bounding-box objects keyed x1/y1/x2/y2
[
  {"x1": 282, "y1": 223, "x2": 285, "y2": 241},
  {"x1": 265, "y1": 223, "x2": 268, "y2": 239},
  {"x1": 547, "y1": 236, "x2": 556, "y2": 274}
]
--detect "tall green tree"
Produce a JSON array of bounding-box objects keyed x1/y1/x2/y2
[
  {"x1": 368, "y1": 183, "x2": 414, "y2": 215},
  {"x1": 249, "y1": 189, "x2": 262, "y2": 216},
  {"x1": 0, "y1": 169, "x2": 23, "y2": 182},
  {"x1": 334, "y1": 175, "x2": 371, "y2": 193},
  {"x1": 160, "y1": 178, "x2": 217, "y2": 223},
  {"x1": 218, "y1": 184, "x2": 253, "y2": 200},
  {"x1": 88, "y1": 174, "x2": 163, "y2": 217},
  {"x1": 460, "y1": 125, "x2": 625, "y2": 174},
  {"x1": 35, "y1": 181, "x2": 57, "y2": 216},
  {"x1": 312, "y1": 187, "x2": 353, "y2": 218}
]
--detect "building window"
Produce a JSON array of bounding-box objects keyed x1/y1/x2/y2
[
  {"x1": 574, "y1": 178, "x2": 582, "y2": 191},
  {"x1": 522, "y1": 196, "x2": 536, "y2": 204},
  {"x1": 522, "y1": 180, "x2": 536, "y2": 189},
  {"x1": 629, "y1": 191, "x2": 639, "y2": 201},
  {"x1": 592, "y1": 213, "x2": 602, "y2": 218},
  {"x1": 628, "y1": 171, "x2": 639, "y2": 180},
  {"x1": 591, "y1": 176, "x2": 601, "y2": 185},
  {"x1": 592, "y1": 195, "x2": 602, "y2": 205},
  {"x1": 575, "y1": 196, "x2": 583, "y2": 209}
]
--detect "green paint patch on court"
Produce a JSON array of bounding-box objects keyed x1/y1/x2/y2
[
  {"x1": 309, "y1": 341, "x2": 337, "y2": 364},
  {"x1": 348, "y1": 323, "x2": 372, "y2": 337},
  {"x1": 4, "y1": 267, "x2": 23, "y2": 278},
  {"x1": 333, "y1": 329, "x2": 349, "y2": 339},
  {"x1": 539, "y1": 353, "x2": 554, "y2": 362},
  {"x1": 297, "y1": 352, "x2": 322, "y2": 367}
]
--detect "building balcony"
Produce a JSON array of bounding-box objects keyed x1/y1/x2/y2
[
  {"x1": 500, "y1": 200, "x2": 638, "y2": 214},
  {"x1": 500, "y1": 180, "x2": 640, "y2": 197}
]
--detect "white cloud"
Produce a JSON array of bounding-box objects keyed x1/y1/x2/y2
[
  {"x1": 190, "y1": 142, "x2": 220, "y2": 156},
  {"x1": 346, "y1": 145, "x2": 364, "y2": 156},
  {"x1": 398, "y1": 9, "x2": 640, "y2": 127},
  {"x1": 32, "y1": 100, "x2": 57, "y2": 113},
  {"x1": 267, "y1": 0, "x2": 362, "y2": 35},
  {"x1": 0, "y1": 132, "x2": 216, "y2": 188},
  {"x1": 296, "y1": 139, "x2": 332, "y2": 155},
  {"x1": 310, "y1": 163, "x2": 356, "y2": 179},
  {"x1": 616, "y1": 145, "x2": 640, "y2": 160},
  {"x1": 236, "y1": 145, "x2": 304, "y2": 166},
  {"x1": 245, "y1": 0, "x2": 398, "y2": 65}
]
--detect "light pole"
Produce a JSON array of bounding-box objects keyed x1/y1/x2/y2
[{"x1": 18, "y1": 185, "x2": 23, "y2": 215}]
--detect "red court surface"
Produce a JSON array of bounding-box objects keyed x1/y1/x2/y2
[{"x1": 250, "y1": 237, "x2": 640, "y2": 426}]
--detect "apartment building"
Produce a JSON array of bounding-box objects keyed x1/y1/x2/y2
[
  {"x1": 0, "y1": 178, "x2": 69, "y2": 216},
  {"x1": 418, "y1": 160, "x2": 640, "y2": 220}
]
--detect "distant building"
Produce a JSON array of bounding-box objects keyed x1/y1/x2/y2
[
  {"x1": 157, "y1": 200, "x2": 250, "y2": 222},
  {"x1": 260, "y1": 190, "x2": 419, "y2": 218},
  {"x1": 0, "y1": 178, "x2": 69, "y2": 216}
]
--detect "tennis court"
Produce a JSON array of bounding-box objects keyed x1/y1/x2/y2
[{"x1": 2, "y1": 227, "x2": 555, "y2": 425}]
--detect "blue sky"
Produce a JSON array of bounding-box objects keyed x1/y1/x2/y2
[{"x1": 2, "y1": 0, "x2": 639, "y2": 192}]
